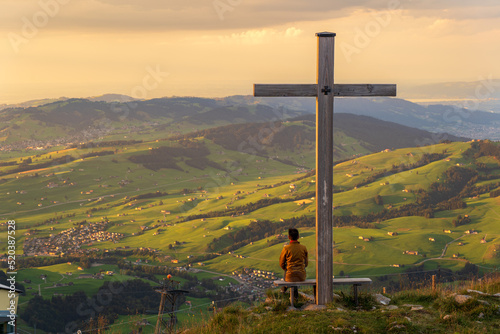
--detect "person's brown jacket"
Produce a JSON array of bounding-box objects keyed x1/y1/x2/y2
[{"x1": 279, "y1": 240, "x2": 308, "y2": 282}]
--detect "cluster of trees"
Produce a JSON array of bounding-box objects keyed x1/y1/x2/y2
[
  {"x1": 464, "y1": 140, "x2": 500, "y2": 160},
  {"x1": 0, "y1": 154, "x2": 75, "y2": 176},
  {"x1": 184, "y1": 191, "x2": 315, "y2": 222},
  {"x1": 129, "y1": 191, "x2": 168, "y2": 201},
  {"x1": 461, "y1": 180, "x2": 500, "y2": 199},
  {"x1": 452, "y1": 214, "x2": 472, "y2": 227},
  {"x1": 206, "y1": 215, "x2": 315, "y2": 253},
  {"x1": 21, "y1": 279, "x2": 159, "y2": 333},
  {"x1": 436, "y1": 198, "x2": 467, "y2": 211},
  {"x1": 116, "y1": 261, "x2": 238, "y2": 304},
  {"x1": 479, "y1": 174, "x2": 500, "y2": 181},
  {"x1": 13, "y1": 256, "x2": 81, "y2": 269},
  {"x1": 491, "y1": 188, "x2": 500, "y2": 198},
  {"x1": 354, "y1": 152, "x2": 447, "y2": 189},
  {"x1": 80, "y1": 150, "x2": 114, "y2": 159},
  {"x1": 0, "y1": 213, "x2": 75, "y2": 232},
  {"x1": 0, "y1": 160, "x2": 17, "y2": 167},
  {"x1": 129, "y1": 141, "x2": 224, "y2": 172},
  {"x1": 475, "y1": 162, "x2": 494, "y2": 172},
  {"x1": 72, "y1": 139, "x2": 142, "y2": 149},
  {"x1": 87, "y1": 247, "x2": 159, "y2": 262},
  {"x1": 333, "y1": 215, "x2": 379, "y2": 228},
  {"x1": 417, "y1": 166, "x2": 478, "y2": 206},
  {"x1": 258, "y1": 170, "x2": 315, "y2": 190},
  {"x1": 173, "y1": 121, "x2": 316, "y2": 154}
]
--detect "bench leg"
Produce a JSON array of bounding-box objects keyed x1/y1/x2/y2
[
  {"x1": 313, "y1": 285, "x2": 317, "y2": 304},
  {"x1": 290, "y1": 286, "x2": 298, "y2": 307},
  {"x1": 354, "y1": 284, "x2": 359, "y2": 306}
]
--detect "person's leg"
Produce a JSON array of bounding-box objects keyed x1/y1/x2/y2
[{"x1": 282, "y1": 270, "x2": 288, "y2": 293}]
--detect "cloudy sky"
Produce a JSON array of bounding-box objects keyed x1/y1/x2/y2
[{"x1": 1, "y1": 0, "x2": 499, "y2": 103}]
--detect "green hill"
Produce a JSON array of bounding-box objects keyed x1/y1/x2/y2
[
  {"x1": 1, "y1": 138, "x2": 498, "y2": 274},
  {"x1": 1, "y1": 114, "x2": 498, "y2": 333}
]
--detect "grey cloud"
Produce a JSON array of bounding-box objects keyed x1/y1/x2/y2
[
  {"x1": 1, "y1": 0, "x2": 397, "y2": 31},
  {"x1": 3, "y1": 0, "x2": 500, "y2": 32}
]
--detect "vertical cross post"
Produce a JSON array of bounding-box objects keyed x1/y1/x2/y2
[
  {"x1": 253, "y1": 32, "x2": 396, "y2": 306},
  {"x1": 316, "y1": 32, "x2": 335, "y2": 305}
]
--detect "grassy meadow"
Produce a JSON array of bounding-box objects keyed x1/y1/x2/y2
[{"x1": 1, "y1": 132, "x2": 498, "y2": 332}]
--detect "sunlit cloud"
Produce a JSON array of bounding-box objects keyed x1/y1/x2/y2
[
  {"x1": 285, "y1": 27, "x2": 303, "y2": 38},
  {"x1": 427, "y1": 19, "x2": 454, "y2": 35},
  {"x1": 217, "y1": 27, "x2": 303, "y2": 44}
]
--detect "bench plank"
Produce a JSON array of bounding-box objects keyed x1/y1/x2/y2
[
  {"x1": 273, "y1": 279, "x2": 317, "y2": 286},
  {"x1": 273, "y1": 278, "x2": 372, "y2": 307},
  {"x1": 273, "y1": 278, "x2": 372, "y2": 286}
]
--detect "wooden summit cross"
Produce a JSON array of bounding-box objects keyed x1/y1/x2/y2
[{"x1": 254, "y1": 32, "x2": 396, "y2": 305}]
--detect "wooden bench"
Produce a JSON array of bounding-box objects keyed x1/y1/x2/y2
[{"x1": 273, "y1": 278, "x2": 372, "y2": 308}]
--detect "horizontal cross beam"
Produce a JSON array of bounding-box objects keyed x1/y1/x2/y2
[{"x1": 254, "y1": 84, "x2": 396, "y2": 97}]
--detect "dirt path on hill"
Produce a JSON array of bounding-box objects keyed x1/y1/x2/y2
[
  {"x1": 440, "y1": 234, "x2": 465, "y2": 258},
  {"x1": 193, "y1": 268, "x2": 246, "y2": 284}
]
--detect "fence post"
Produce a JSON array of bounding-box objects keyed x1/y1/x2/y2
[{"x1": 432, "y1": 275, "x2": 436, "y2": 292}]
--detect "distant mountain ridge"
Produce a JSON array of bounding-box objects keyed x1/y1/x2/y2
[
  {"x1": 0, "y1": 95, "x2": 490, "y2": 152},
  {"x1": 3, "y1": 94, "x2": 499, "y2": 139},
  {"x1": 240, "y1": 96, "x2": 500, "y2": 140}
]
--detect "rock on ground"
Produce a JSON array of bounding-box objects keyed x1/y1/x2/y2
[
  {"x1": 454, "y1": 295, "x2": 472, "y2": 304},
  {"x1": 302, "y1": 304, "x2": 327, "y2": 311},
  {"x1": 374, "y1": 294, "x2": 391, "y2": 305}
]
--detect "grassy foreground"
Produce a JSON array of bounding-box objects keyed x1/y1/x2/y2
[{"x1": 180, "y1": 275, "x2": 500, "y2": 334}]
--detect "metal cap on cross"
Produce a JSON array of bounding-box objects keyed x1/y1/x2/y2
[{"x1": 253, "y1": 32, "x2": 396, "y2": 305}]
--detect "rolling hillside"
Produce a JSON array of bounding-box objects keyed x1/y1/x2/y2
[
  {"x1": 1, "y1": 135, "x2": 498, "y2": 276},
  {"x1": 0, "y1": 98, "x2": 497, "y2": 333},
  {"x1": 1, "y1": 125, "x2": 498, "y2": 333}
]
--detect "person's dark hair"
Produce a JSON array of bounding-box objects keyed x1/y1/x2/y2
[{"x1": 288, "y1": 228, "x2": 299, "y2": 241}]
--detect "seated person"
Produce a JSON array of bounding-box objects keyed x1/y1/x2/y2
[{"x1": 279, "y1": 228, "x2": 308, "y2": 297}]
